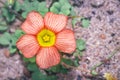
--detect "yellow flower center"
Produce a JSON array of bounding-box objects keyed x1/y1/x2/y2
[
  {"x1": 43, "y1": 35, "x2": 50, "y2": 42},
  {"x1": 37, "y1": 29, "x2": 56, "y2": 47}
]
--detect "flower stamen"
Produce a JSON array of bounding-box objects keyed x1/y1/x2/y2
[
  {"x1": 37, "y1": 29, "x2": 56, "y2": 47},
  {"x1": 43, "y1": 35, "x2": 50, "y2": 42}
]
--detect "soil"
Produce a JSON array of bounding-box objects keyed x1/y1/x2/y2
[{"x1": 0, "y1": 0, "x2": 120, "y2": 80}]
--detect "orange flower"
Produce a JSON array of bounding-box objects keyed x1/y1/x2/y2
[{"x1": 16, "y1": 11, "x2": 76, "y2": 69}]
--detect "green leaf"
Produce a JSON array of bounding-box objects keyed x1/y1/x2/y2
[
  {"x1": 50, "y1": 6, "x2": 59, "y2": 13},
  {"x1": 76, "y1": 39, "x2": 86, "y2": 51},
  {"x1": 91, "y1": 70, "x2": 98, "y2": 76},
  {"x1": 21, "y1": 0, "x2": 31, "y2": 10},
  {"x1": 38, "y1": 2, "x2": 48, "y2": 16},
  {"x1": 61, "y1": 58, "x2": 74, "y2": 66},
  {"x1": 47, "y1": 76, "x2": 57, "y2": 80},
  {"x1": 27, "y1": 63, "x2": 39, "y2": 72},
  {"x1": 47, "y1": 64, "x2": 68, "y2": 74},
  {"x1": 73, "y1": 49, "x2": 83, "y2": 57},
  {"x1": 10, "y1": 30, "x2": 24, "y2": 46},
  {"x1": 23, "y1": 57, "x2": 29, "y2": 62},
  {"x1": 72, "y1": 18, "x2": 77, "y2": 27},
  {"x1": 0, "y1": 18, "x2": 8, "y2": 32},
  {"x1": 9, "y1": 45, "x2": 17, "y2": 54},
  {"x1": 59, "y1": 0, "x2": 69, "y2": 4},
  {"x1": 28, "y1": 57, "x2": 36, "y2": 63},
  {"x1": 61, "y1": 3, "x2": 71, "y2": 9},
  {"x1": 70, "y1": 7, "x2": 76, "y2": 16},
  {"x1": 73, "y1": 57, "x2": 79, "y2": 67},
  {"x1": 81, "y1": 18, "x2": 90, "y2": 28},
  {"x1": 0, "y1": 24, "x2": 8, "y2": 32},
  {"x1": 60, "y1": 66, "x2": 68, "y2": 74},
  {"x1": 23, "y1": 57, "x2": 36, "y2": 63},
  {"x1": 60, "y1": 7, "x2": 70, "y2": 15},
  {"x1": 2, "y1": 7, "x2": 15, "y2": 22},
  {"x1": 10, "y1": 35, "x2": 18, "y2": 46},
  {"x1": 21, "y1": 1, "x2": 39, "y2": 18},
  {"x1": 53, "y1": 2, "x2": 61, "y2": 9},
  {"x1": 21, "y1": 1, "x2": 48, "y2": 18},
  {"x1": 22, "y1": 11, "x2": 29, "y2": 18},
  {"x1": 48, "y1": 64, "x2": 61, "y2": 73},
  {"x1": 50, "y1": 0, "x2": 71, "y2": 16},
  {"x1": 14, "y1": 30, "x2": 24, "y2": 38},
  {"x1": 0, "y1": 32, "x2": 11, "y2": 45},
  {"x1": 32, "y1": 71, "x2": 47, "y2": 80},
  {"x1": 13, "y1": 1, "x2": 21, "y2": 11}
]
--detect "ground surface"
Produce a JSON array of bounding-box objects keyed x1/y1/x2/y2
[
  {"x1": 73, "y1": 0, "x2": 120, "y2": 79},
  {"x1": 0, "y1": 0, "x2": 120, "y2": 80}
]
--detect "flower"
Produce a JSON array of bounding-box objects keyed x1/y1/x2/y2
[
  {"x1": 16, "y1": 11, "x2": 76, "y2": 69},
  {"x1": 103, "y1": 73, "x2": 117, "y2": 80}
]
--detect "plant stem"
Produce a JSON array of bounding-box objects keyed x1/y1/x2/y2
[
  {"x1": 68, "y1": 16, "x2": 83, "y2": 19},
  {"x1": 61, "y1": 62, "x2": 90, "y2": 73},
  {"x1": 91, "y1": 47, "x2": 120, "y2": 71}
]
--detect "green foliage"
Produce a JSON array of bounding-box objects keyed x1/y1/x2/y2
[
  {"x1": 2, "y1": 7, "x2": 15, "y2": 22},
  {"x1": 70, "y1": 7, "x2": 79, "y2": 27},
  {"x1": 46, "y1": 76, "x2": 57, "y2": 80},
  {"x1": 73, "y1": 49, "x2": 83, "y2": 57},
  {"x1": 72, "y1": 18, "x2": 78, "y2": 27},
  {"x1": 47, "y1": 64, "x2": 68, "y2": 74},
  {"x1": 62, "y1": 57, "x2": 79, "y2": 67},
  {"x1": 62, "y1": 58, "x2": 74, "y2": 66},
  {"x1": 73, "y1": 57, "x2": 79, "y2": 67},
  {"x1": 23, "y1": 57, "x2": 36, "y2": 63},
  {"x1": 81, "y1": 18, "x2": 90, "y2": 28},
  {"x1": 21, "y1": 0, "x2": 48, "y2": 18},
  {"x1": 73, "y1": 39, "x2": 86, "y2": 58},
  {"x1": 0, "y1": 30, "x2": 24, "y2": 54},
  {"x1": 0, "y1": 32, "x2": 11, "y2": 45},
  {"x1": 0, "y1": 19, "x2": 8, "y2": 32},
  {"x1": 27, "y1": 63, "x2": 39, "y2": 72},
  {"x1": 32, "y1": 70, "x2": 58, "y2": 80},
  {"x1": 50, "y1": 0, "x2": 72, "y2": 15},
  {"x1": 91, "y1": 70, "x2": 98, "y2": 76},
  {"x1": 32, "y1": 71, "x2": 47, "y2": 80},
  {"x1": 24, "y1": 57, "x2": 59, "y2": 80},
  {"x1": 9, "y1": 30, "x2": 24, "y2": 54},
  {"x1": 0, "y1": 0, "x2": 87, "y2": 80},
  {"x1": 1, "y1": 1, "x2": 21, "y2": 22},
  {"x1": 76, "y1": 39, "x2": 86, "y2": 51}
]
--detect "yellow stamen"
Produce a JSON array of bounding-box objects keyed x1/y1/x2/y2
[
  {"x1": 37, "y1": 29, "x2": 56, "y2": 47},
  {"x1": 43, "y1": 35, "x2": 50, "y2": 42}
]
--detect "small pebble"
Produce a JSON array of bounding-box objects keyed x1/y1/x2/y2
[
  {"x1": 77, "y1": 75, "x2": 82, "y2": 80},
  {"x1": 99, "y1": 34, "x2": 106, "y2": 39},
  {"x1": 111, "y1": 33, "x2": 115, "y2": 37},
  {"x1": 4, "y1": 49, "x2": 10, "y2": 58},
  {"x1": 72, "y1": 0, "x2": 84, "y2": 7},
  {"x1": 91, "y1": 0, "x2": 104, "y2": 8},
  {"x1": 107, "y1": 10, "x2": 114, "y2": 15}
]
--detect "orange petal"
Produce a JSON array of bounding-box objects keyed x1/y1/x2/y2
[
  {"x1": 44, "y1": 12, "x2": 67, "y2": 33},
  {"x1": 55, "y1": 29, "x2": 76, "y2": 53},
  {"x1": 16, "y1": 35, "x2": 40, "y2": 58},
  {"x1": 21, "y1": 11, "x2": 44, "y2": 35},
  {"x1": 36, "y1": 47, "x2": 60, "y2": 69}
]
